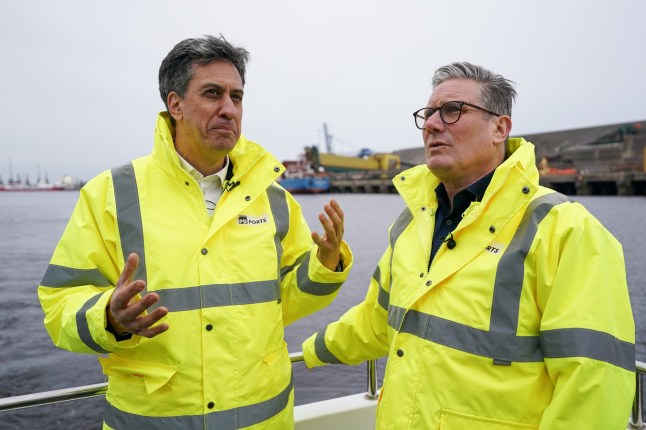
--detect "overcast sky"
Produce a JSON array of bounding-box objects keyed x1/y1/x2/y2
[{"x1": 2, "y1": 0, "x2": 645, "y2": 182}]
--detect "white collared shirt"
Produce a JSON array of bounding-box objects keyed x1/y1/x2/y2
[{"x1": 177, "y1": 154, "x2": 229, "y2": 218}]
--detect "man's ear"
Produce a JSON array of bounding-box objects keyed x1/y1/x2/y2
[
  {"x1": 493, "y1": 115, "x2": 512, "y2": 144},
  {"x1": 167, "y1": 92, "x2": 182, "y2": 122}
]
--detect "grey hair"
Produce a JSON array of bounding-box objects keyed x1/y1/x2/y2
[
  {"x1": 432, "y1": 62, "x2": 516, "y2": 117},
  {"x1": 158, "y1": 35, "x2": 250, "y2": 112}
]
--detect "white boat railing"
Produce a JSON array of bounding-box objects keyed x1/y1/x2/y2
[
  {"x1": 631, "y1": 361, "x2": 646, "y2": 429},
  {"x1": 0, "y1": 356, "x2": 644, "y2": 429},
  {"x1": 0, "y1": 352, "x2": 378, "y2": 412}
]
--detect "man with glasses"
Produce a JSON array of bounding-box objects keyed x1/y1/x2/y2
[
  {"x1": 38, "y1": 35, "x2": 353, "y2": 429},
  {"x1": 303, "y1": 62, "x2": 635, "y2": 429}
]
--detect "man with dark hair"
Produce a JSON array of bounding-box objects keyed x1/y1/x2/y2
[
  {"x1": 303, "y1": 61, "x2": 635, "y2": 429},
  {"x1": 39, "y1": 35, "x2": 352, "y2": 429}
]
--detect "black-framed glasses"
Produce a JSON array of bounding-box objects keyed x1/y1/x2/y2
[{"x1": 413, "y1": 101, "x2": 502, "y2": 129}]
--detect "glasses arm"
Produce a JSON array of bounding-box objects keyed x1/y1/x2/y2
[{"x1": 462, "y1": 102, "x2": 502, "y2": 117}]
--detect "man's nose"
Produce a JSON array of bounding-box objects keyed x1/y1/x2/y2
[
  {"x1": 424, "y1": 109, "x2": 443, "y2": 131},
  {"x1": 219, "y1": 95, "x2": 237, "y2": 118}
]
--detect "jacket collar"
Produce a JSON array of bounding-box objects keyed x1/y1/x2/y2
[
  {"x1": 150, "y1": 112, "x2": 285, "y2": 190},
  {"x1": 394, "y1": 137, "x2": 538, "y2": 212}
]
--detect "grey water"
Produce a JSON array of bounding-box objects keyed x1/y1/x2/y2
[{"x1": 1, "y1": 192, "x2": 644, "y2": 429}]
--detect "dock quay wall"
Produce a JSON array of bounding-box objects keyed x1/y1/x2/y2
[
  {"x1": 328, "y1": 169, "x2": 646, "y2": 196},
  {"x1": 328, "y1": 170, "x2": 399, "y2": 194},
  {"x1": 383, "y1": 120, "x2": 646, "y2": 196},
  {"x1": 314, "y1": 120, "x2": 646, "y2": 195},
  {"x1": 522, "y1": 120, "x2": 646, "y2": 196},
  {"x1": 539, "y1": 171, "x2": 646, "y2": 196}
]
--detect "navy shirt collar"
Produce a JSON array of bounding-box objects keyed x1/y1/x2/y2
[
  {"x1": 429, "y1": 169, "x2": 496, "y2": 268},
  {"x1": 435, "y1": 169, "x2": 495, "y2": 214}
]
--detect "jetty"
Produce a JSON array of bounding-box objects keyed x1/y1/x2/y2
[
  {"x1": 312, "y1": 120, "x2": 646, "y2": 195},
  {"x1": 528, "y1": 121, "x2": 646, "y2": 195}
]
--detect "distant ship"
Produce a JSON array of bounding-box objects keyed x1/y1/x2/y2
[
  {"x1": 278, "y1": 123, "x2": 401, "y2": 194},
  {"x1": 0, "y1": 173, "x2": 82, "y2": 192},
  {"x1": 278, "y1": 157, "x2": 330, "y2": 194}
]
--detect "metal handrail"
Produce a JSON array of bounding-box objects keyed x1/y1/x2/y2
[
  {"x1": 365, "y1": 359, "x2": 379, "y2": 400},
  {"x1": 0, "y1": 383, "x2": 108, "y2": 411},
  {"x1": 630, "y1": 361, "x2": 646, "y2": 429},
  {"x1": 1, "y1": 356, "x2": 643, "y2": 429},
  {"x1": 0, "y1": 352, "x2": 379, "y2": 413}
]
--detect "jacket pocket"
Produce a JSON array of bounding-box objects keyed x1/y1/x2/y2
[
  {"x1": 262, "y1": 341, "x2": 290, "y2": 377},
  {"x1": 440, "y1": 409, "x2": 538, "y2": 430},
  {"x1": 99, "y1": 354, "x2": 178, "y2": 395}
]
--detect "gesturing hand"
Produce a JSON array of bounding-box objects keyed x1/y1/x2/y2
[
  {"x1": 106, "y1": 253, "x2": 169, "y2": 338},
  {"x1": 311, "y1": 199, "x2": 345, "y2": 271}
]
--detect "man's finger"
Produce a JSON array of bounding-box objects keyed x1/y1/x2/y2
[
  {"x1": 324, "y1": 204, "x2": 343, "y2": 238},
  {"x1": 326, "y1": 199, "x2": 344, "y2": 223},
  {"x1": 325, "y1": 200, "x2": 344, "y2": 239},
  {"x1": 135, "y1": 322, "x2": 169, "y2": 339},
  {"x1": 311, "y1": 231, "x2": 323, "y2": 247},
  {"x1": 319, "y1": 211, "x2": 332, "y2": 230},
  {"x1": 320, "y1": 211, "x2": 340, "y2": 245},
  {"x1": 116, "y1": 253, "x2": 140, "y2": 288},
  {"x1": 110, "y1": 280, "x2": 145, "y2": 311},
  {"x1": 329, "y1": 199, "x2": 344, "y2": 219},
  {"x1": 129, "y1": 306, "x2": 167, "y2": 330},
  {"x1": 117, "y1": 291, "x2": 160, "y2": 322}
]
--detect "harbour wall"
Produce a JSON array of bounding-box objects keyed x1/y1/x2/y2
[
  {"x1": 329, "y1": 120, "x2": 646, "y2": 196},
  {"x1": 328, "y1": 170, "x2": 646, "y2": 196}
]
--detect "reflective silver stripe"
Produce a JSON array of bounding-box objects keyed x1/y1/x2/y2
[
  {"x1": 489, "y1": 192, "x2": 570, "y2": 334},
  {"x1": 389, "y1": 192, "x2": 634, "y2": 369},
  {"x1": 541, "y1": 328, "x2": 635, "y2": 371},
  {"x1": 387, "y1": 305, "x2": 407, "y2": 331},
  {"x1": 394, "y1": 308, "x2": 543, "y2": 362},
  {"x1": 76, "y1": 294, "x2": 109, "y2": 353},
  {"x1": 280, "y1": 251, "x2": 308, "y2": 279},
  {"x1": 149, "y1": 281, "x2": 281, "y2": 312},
  {"x1": 111, "y1": 163, "x2": 147, "y2": 284},
  {"x1": 385, "y1": 209, "x2": 413, "y2": 332},
  {"x1": 314, "y1": 328, "x2": 343, "y2": 364},
  {"x1": 374, "y1": 266, "x2": 389, "y2": 311},
  {"x1": 104, "y1": 372, "x2": 294, "y2": 430},
  {"x1": 105, "y1": 403, "x2": 202, "y2": 430},
  {"x1": 388, "y1": 208, "x2": 413, "y2": 275},
  {"x1": 295, "y1": 253, "x2": 342, "y2": 296},
  {"x1": 267, "y1": 185, "x2": 289, "y2": 272},
  {"x1": 389, "y1": 208, "x2": 413, "y2": 248},
  {"x1": 41, "y1": 264, "x2": 112, "y2": 288}
]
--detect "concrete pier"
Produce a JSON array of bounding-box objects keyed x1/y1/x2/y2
[
  {"x1": 328, "y1": 171, "x2": 397, "y2": 194},
  {"x1": 315, "y1": 120, "x2": 646, "y2": 195},
  {"x1": 540, "y1": 171, "x2": 646, "y2": 196},
  {"x1": 328, "y1": 170, "x2": 646, "y2": 196}
]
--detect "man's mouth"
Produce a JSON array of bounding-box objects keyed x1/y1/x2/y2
[
  {"x1": 428, "y1": 141, "x2": 449, "y2": 149},
  {"x1": 211, "y1": 125, "x2": 235, "y2": 133}
]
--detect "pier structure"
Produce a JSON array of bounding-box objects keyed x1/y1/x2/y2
[
  {"x1": 528, "y1": 120, "x2": 646, "y2": 196},
  {"x1": 328, "y1": 170, "x2": 398, "y2": 194},
  {"x1": 328, "y1": 120, "x2": 646, "y2": 196},
  {"x1": 539, "y1": 170, "x2": 646, "y2": 196}
]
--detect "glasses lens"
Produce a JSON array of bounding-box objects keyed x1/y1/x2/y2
[
  {"x1": 415, "y1": 107, "x2": 437, "y2": 129},
  {"x1": 414, "y1": 109, "x2": 425, "y2": 129},
  {"x1": 440, "y1": 102, "x2": 462, "y2": 124}
]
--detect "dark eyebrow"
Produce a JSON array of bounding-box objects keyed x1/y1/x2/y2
[
  {"x1": 200, "y1": 82, "x2": 244, "y2": 97},
  {"x1": 200, "y1": 82, "x2": 223, "y2": 90}
]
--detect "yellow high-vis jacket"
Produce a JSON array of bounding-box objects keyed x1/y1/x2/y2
[
  {"x1": 303, "y1": 138, "x2": 635, "y2": 429},
  {"x1": 38, "y1": 112, "x2": 353, "y2": 430}
]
